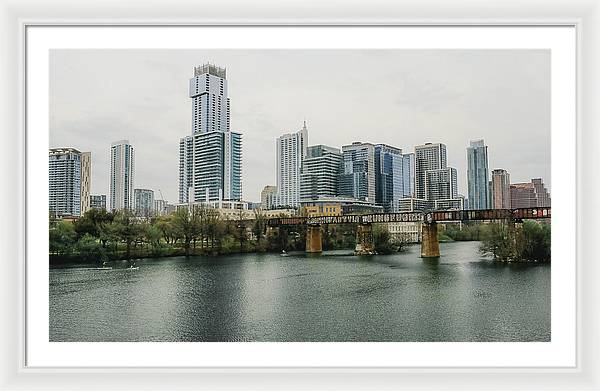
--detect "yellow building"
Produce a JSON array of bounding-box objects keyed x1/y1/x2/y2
[
  {"x1": 300, "y1": 197, "x2": 382, "y2": 217},
  {"x1": 303, "y1": 203, "x2": 342, "y2": 217}
]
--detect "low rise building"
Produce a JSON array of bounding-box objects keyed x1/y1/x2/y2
[
  {"x1": 394, "y1": 197, "x2": 433, "y2": 213},
  {"x1": 262, "y1": 208, "x2": 297, "y2": 218},
  {"x1": 433, "y1": 197, "x2": 465, "y2": 211},
  {"x1": 386, "y1": 221, "x2": 422, "y2": 243},
  {"x1": 302, "y1": 202, "x2": 343, "y2": 217},
  {"x1": 300, "y1": 197, "x2": 382, "y2": 216},
  {"x1": 176, "y1": 200, "x2": 253, "y2": 220}
]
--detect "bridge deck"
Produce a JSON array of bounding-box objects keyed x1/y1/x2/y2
[{"x1": 265, "y1": 207, "x2": 551, "y2": 226}]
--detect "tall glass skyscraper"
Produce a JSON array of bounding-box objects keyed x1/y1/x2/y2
[
  {"x1": 339, "y1": 142, "x2": 376, "y2": 202},
  {"x1": 179, "y1": 64, "x2": 242, "y2": 203},
  {"x1": 466, "y1": 139, "x2": 490, "y2": 210},
  {"x1": 374, "y1": 144, "x2": 415, "y2": 212},
  {"x1": 110, "y1": 140, "x2": 135, "y2": 211},
  {"x1": 401, "y1": 153, "x2": 416, "y2": 199}
]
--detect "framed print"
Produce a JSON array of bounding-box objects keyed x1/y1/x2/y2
[{"x1": 1, "y1": 0, "x2": 599, "y2": 390}]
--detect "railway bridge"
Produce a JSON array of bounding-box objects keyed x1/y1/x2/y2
[{"x1": 265, "y1": 207, "x2": 551, "y2": 257}]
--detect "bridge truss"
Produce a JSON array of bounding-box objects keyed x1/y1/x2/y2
[{"x1": 266, "y1": 207, "x2": 551, "y2": 226}]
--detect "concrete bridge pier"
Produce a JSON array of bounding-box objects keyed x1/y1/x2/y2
[
  {"x1": 306, "y1": 224, "x2": 323, "y2": 253},
  {"x1": 421, "y1": 222, "x2": 440, "y2": 258},
  {"x1": 355, "y1": 223, "x2": 375, "y2": 255}
]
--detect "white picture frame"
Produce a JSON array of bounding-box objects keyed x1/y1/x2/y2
[{"x1": 1, "y1": 0, "x2": 598, "y2": 389}]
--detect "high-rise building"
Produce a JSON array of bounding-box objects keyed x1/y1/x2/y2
[
  {"x1": 80, "y1": 152, "x2": 91, "y2": 215},
  {"x1": 90, "y1": 194, "x2": 107, "y2": 210},
  {"x1": 274, "y1": 122, "x2": 308, "y2": 208},
  {"x1": 466, "y1": 139, "x2": 490, "y2": 210},
  {"x1": 300, "y1": 144, "x2": 342, "y2": 201},
  {"x1": 110, "y1": 140, "x2": 135, "y2": 211},
  {"x1": 374, "y1": 144, "x2": 415, "y2": 212},
  {"x1": 401, "y1": 153, "x2": 416, "y2": 199},
  {"x1": 374, "y1": 144, "x2": 401, "y2": 211},
  {"x1": 190, "y1": 63, "x2": 230, "y2": 134},
  {"x1": 510, "y1": 178, "x2": 551, "y2": 208},
  {"x1": 134, "y1": 188, "x2": 155, "y2": 217},
  {"x1": 339, "y1": 142, "x2": 376, "y2": 202},
  {"x1": 179, "y1": 136, "x2": 193, "y2": 203},
  {"x1": 415, "y1": 143, "x2": 447, "y2": 200},
  {"x1": 425, "y1": 167, "x2": 458, "y2": 201},
  {"x1": 179, "y1": 64, "x2": 242, "y2": 204},
  {"x1": 49, "y1": 148, "x2": 90, "y2": 217},
  {"x1": 491, "y1": 169, "x2": 511, "y2": 209}
]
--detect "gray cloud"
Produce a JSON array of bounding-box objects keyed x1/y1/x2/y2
[{"x1": 50, "y1": 49, "x2": 550, "y2": 203}]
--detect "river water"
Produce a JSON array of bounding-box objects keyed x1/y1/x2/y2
[{"x1": 49, "y1": 241, "x2": 550, "y2": 342}]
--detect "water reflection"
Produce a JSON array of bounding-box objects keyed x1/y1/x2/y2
[{"x1": 50, "y1": 241, "x2": 550, "y2": 342}]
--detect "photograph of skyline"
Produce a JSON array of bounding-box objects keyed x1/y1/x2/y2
[{"x1": 49, "y1": 48, "x2": 552, "y2": 343}]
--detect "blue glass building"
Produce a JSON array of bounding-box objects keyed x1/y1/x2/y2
[
  {"x1": 374, "y1": 144, "x2": 415, "y2": 212},
  {"x1": 466, "y1": 139, "x2": 490, "y2": 210}
]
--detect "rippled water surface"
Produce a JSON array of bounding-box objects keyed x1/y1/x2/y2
[{"x1": 50, "y1": 242, "x2": 550, "y2": 342}]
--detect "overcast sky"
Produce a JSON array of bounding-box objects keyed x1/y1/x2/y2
[{"x1": 50, "y1": 49, "x2": 550, "y2": 203}]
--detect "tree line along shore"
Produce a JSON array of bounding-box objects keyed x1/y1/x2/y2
[{"x1": 49, "y1": 207, "x2": 550, "y2": 264}]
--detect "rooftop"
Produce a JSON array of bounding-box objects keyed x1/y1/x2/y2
[
  {"x1": 49, "y1": 147, "x2": 82, "y2": 155},
  {"x1": 194, "y1": 63, "x2": 227, "y2": 79}
]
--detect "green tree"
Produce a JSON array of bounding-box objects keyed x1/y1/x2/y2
[
  {"x1": 373, "y1": 224, "x2": 394, "y2": 255},
  {"x1": 73, "y1": 208, "x2": 113, "y2": 239},
  {"x1": 172, "y1": 206, "x2": 202, "y2": 256},
  {"x1": 98, "y1": 220, "x2": 120, "y2": 256},
  {"x1": 155, "y1": 214, "x2": 177, "y2": 245},
  {"x1": 252, "y1": 209, "x2": 266, "y2": 249},
  {"x1": 112, "y1": 210, "x2": 140, "y2": 260},
  {"x1": 204, "y1": 208, "x2": 222, "y2": 250},
  {"x1": 479, "y1": 222, "x2": 515, "y2": 260},
  {"x1": 75, "y1": 233, "x2": 101, "y2": 261},
  {"x1": 521, "y1": 220, "x2": 551, "y2": 262},
  {"x1": 49, "y1": 220, "x2": 77, "y2": 256},
  {"x1": 480, "y1": 220, "x2": 550, "y2": 262},
  {"x1": 145, "y1": 224, "x2": 166, "y2": 256}
]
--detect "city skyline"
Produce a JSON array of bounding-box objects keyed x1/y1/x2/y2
[{"x1": 50, "y1": 49, "x2": 551, "y2": 203}]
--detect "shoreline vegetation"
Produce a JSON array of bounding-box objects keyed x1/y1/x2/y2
[
  {"x1": 50, "y1": 207, "x2": 358, "y2": 264},
  {"x1": 49, "y1": 208, "x2": 550, "y2": 265},
  {"x1": 439, "y1": 221, "x2": 551, "y2": 263}
]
